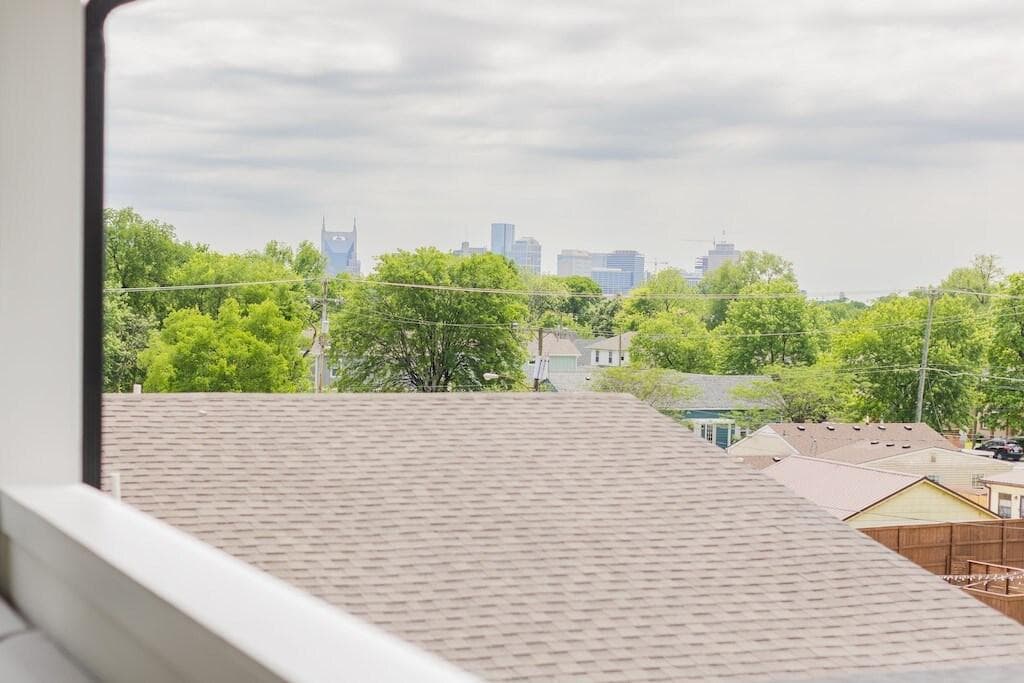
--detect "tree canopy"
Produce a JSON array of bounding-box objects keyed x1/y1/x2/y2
[
  {"x1": 630, "y1": 310, "x2": 714, "y2": 373},
  {"x1": 593, "y1": 366, "x2": 697, "y2": 413},
  {"x1": 985, "y1": 273, "x2": 1024, "y2": 432},
  {"x1": 140, "y1": 298, "x2": 308, "y2": 392},
  {"x1": 832, "y1": 295, "x2": 984, "y2": 428},
  {"x1": 699, "y1": 251, "x2": 796, "y2": 328},
  {"x1": 329, "y1": 248, "x2": 529, "y2": 392},
  {"x1": 713, "y1": 280, "x2": 820, "y2": 373}
]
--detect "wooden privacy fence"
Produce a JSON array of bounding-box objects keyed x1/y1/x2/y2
[{"x1": 861, "y1": 519, "x2": 1024, "y2": 575}]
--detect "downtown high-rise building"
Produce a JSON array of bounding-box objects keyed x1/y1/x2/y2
[
  {"x1": 555, "y1": 248, "x2": 645, "y2": 294},
  {"x1": 511, "y1": 236, "x2": 542, "y2": 274},
  {"x1": 321, "y1": 219, "x2": 361, "y2": 276},
  {"x1": 490, "y1": 223, "x2": 515, "y2": 258},
  {"x1": 557, "y1": 249, "x2": 593, "y2": 276},
  {"x1": 695, "y1": 240, "x2": 742, "y2": 277}
]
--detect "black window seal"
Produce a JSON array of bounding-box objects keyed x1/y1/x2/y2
[{"x1": 84, "y1": 0, "x2": 136, "y2": 488}]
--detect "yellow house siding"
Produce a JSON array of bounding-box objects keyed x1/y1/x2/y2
[
  {"x1": 868, "y1": 448, "x2": 1012, "y2": 490},
  {"x1": 848, "y1": 480, "x2": 998, "y2": 529}
]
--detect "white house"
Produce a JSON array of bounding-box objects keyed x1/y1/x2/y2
[{"x1": 587, "y1": 332, "x2": 636, "y2": 367}]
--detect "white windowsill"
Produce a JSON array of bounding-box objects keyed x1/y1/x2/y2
[{"x1": 0, "y1": 484, "x2": 477, "y2": 683}]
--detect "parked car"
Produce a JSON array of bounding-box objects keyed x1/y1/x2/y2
[{"x1": 976, "y1": 438, "x2": 1024, "y2": 461}]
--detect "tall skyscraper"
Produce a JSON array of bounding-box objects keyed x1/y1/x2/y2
[
  {"x1": 490, "y1": 223, "x2": 515, "y2": 257},
  {"x1": 591, "y1": 267, "x2": 634, "y2": 295},
  {"x1": 606, "y1": 250, "x2": 646, "y2": 289},
  {"x1": 321, "y1": 218, "x2": 361, "y2": 276},
  {"x1": 557, "y1": 249, "x2": 593, "y2": 276},
  {"x1": 695, "y1": 240, "x2": 742, "y2": 277},
  {"x1": 511, "y1": 237, "x2": 542, "y2": 274}
]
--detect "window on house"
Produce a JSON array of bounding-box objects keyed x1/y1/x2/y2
[
  {"x1": 998, "y1": 493, "x2": 1012, "y2": 519},
  {"x1": 971, "y1": 474, "x2": 984, "y2": 488},
  {"x1": 608, "y1": 351, "x2": 613, "y2": 364},
  {"x1": 926, "y1": 474, "x2": 940, "y2": 483},
  {"x1": 1020, "y1": 497, "x2": 1024, "y2": 520}
]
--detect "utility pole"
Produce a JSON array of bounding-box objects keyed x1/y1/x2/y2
[
  {"x1": 914, "y1": 288, "x2": 936, "y2": 423},
  {"x1": 617, "y1": 330, "x2": 623, "y2": 366},
  {"x1": 315, "y1": 277, "x2": 329, "y2": 393},
  {"x1": 533, "y1": 327, "x2": 544, "y2": 392}
]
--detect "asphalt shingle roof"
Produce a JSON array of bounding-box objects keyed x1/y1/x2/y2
[
  {"x1": 545, "y1": 369, "x2": 769, "y2": 411},
  {"x1": 102, "y1": 393, "x2": 1024, "y2": 682},
  {"x1": 763, "y1": 456, "x2": 924, "y2": 519},
  {"x1": 763, "y1": 422, "x2": 951, "y2": 458},
  {"x1": 526, "y1": 333, "x2": 581, "y2": 358}
]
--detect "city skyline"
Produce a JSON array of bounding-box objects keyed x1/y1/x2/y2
[{"x1": 104, "y1": 1, "x2": 1024, "y2": 294}]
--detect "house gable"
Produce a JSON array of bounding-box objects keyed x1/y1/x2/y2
[{"x1": 849, "y1": 479, "x2": 999, "y2": 528}]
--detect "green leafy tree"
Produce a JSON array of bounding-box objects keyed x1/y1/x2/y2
[
  {"x1": 631, "y1": 311, "x2": 714, "y2": 373},
  {"x1": 699, "y1": 251, "x2": 796, "y2": 328},
  {"x1": 714, "y1": 280, "x2": 819, "y2": 373},
  {"x1": 167, "y1": 250, "x2": 312, "y2": 324},
  {"x1": 985, "y1": 274, "x2": 1024, "y2": 432},
  {"x1": 616, "y1": 269, "x2": 705, "y2": 332},
  {"x1": 818, "y1": 297, "x2": 868, "y2": 325},
  {"x1": 330, "y1": 248, "x2": 528, "y2": 392},
  {"x1": 939, "y1": 255, "x2": 1003, "y2": 309},
  {"x1": 833, "y1": 295, "x2": 984, "y2": 428},
  {"x1": 587, "y1": 297, "x2": 622, "y2": 338},
  {"x1": 732, "y1": 363, "x2": 855, "y2": 428},
  {"x1": 140, "y1": 299, "x2": 308, "y2": 392},
  {"x1": 104, "y1": 207, "x2": 195, "y2": 319},
  {"x1": 593, "y1": 366, "x2": 697, "y2": 412},
  {"x1": 103, "y1": 294, "x2": 154, "y2": 392},
  {"x1": 561, "y1": 276, "x2": 603, "y2": 330}
]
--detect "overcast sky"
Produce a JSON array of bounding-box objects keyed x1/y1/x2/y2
[{"x1": 105, "y1": 0, "x2": 1024, "y2": 296}]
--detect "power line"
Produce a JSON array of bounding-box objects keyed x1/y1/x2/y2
[{"x1": 106, "y1": 277, "x2": 311, "y2": 293}]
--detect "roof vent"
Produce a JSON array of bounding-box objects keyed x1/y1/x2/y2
[
  {"x1": 903, "y1": 425, "x2": 913, "y2": 431},
  {"x1": 825, "y1": 425, "x2": 836, "y2": 431},
  {"x1": 772, "y1": 456, "x2": 782, "y2": 463},
  {"x1": 796, "y1": 425, "x2": 806, "y2": 431},
  {"x1": 886, "y1": 442, "x2": 895, "y2": 447},
  {"x1": 902, "y1": 443, "x2": 912, "y2": 448},
  {"x1": 878, "y1": 425, "x2": 887, "y2": 430},
  {"x1": 853, "y1": 425, "x2": 862, "y2": 431},
  {"x1": 870, "y1": 440, "x2": 880, "y2": 445}
]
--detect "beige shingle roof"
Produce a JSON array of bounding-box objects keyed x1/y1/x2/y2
[
  {"x1": 102, "y1": 393, "x2": 1024, "y2": 682},
  {"x1": 526, "y1": 332, "x2": 581, "y2": 358},
  {"x1": 763, "y1": 456, "x2": 926, "y2": 519},
  {"x1": 764, "y1": 422, "x2": 951, "y2": 458},
  {"x1": 586, "y1": 331, "x2": 636, "y2": 351}
]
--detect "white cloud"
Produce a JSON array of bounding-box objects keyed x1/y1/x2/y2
[{"x1": 104, "y1": 0, "x2": 1024, "y2": 291}]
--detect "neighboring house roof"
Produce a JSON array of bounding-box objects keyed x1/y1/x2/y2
[
  {"x1": 735, "y1": 454, "x2": 781, "y2": 470},
  {"x1": 811, "y1": 442, "x2": 962, "y2": 466},
  {"x1": 526, "y1": 333, "x2": 581, "y2": 358},
  {"x1": 544, "y1": 369, "x2": 770, "y2": 411},
  {"x1": 586, "y1": 331, "x2": 636, "y2": 351},
  {"x1": 763, "y1": 456, "x2": 924, "y2": 519},
  {"x1": 546, "y1": 367, "x2": 603, "y2": 393},
  {"x1": 102, "y1": 393, "x2": 1024, "y2": 682},
  {"x1": 981, "y1": 470, "x2": 1024, "y2": 488},
  {"x1": 573, "y1": 338, "x2": 596, "y2": 365},
  {"x1": 759, "y1": 422, "x2": 950, "y2": 457},
  {"x1": 675, "y1": 373, "x2": 769, "y2": 411},
  {"x1": 762, "y1": 455, "x2": 995, "y2": 521}
]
